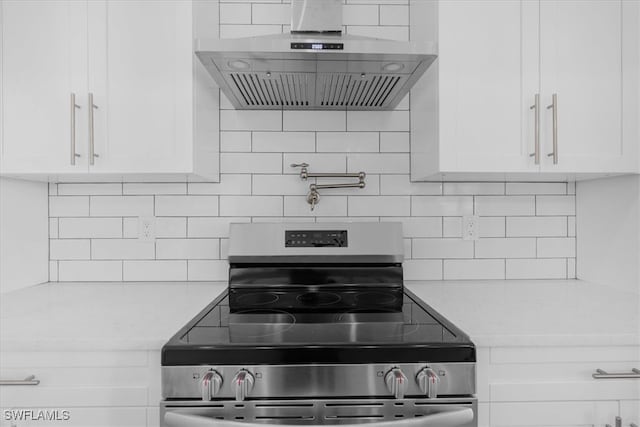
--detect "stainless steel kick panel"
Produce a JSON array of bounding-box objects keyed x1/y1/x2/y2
[
  {"x1": 161, "y1": 398, "x2": 477, "y2": 427},
  {"x1": 162, "y1": 363, "x2": 476, "y2": 400}
]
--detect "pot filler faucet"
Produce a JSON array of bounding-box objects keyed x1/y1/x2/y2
[{"x1": 291, "y1": 163, "x2": 366, "y2": 211}]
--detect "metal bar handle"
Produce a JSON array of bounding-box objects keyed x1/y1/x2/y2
[
  {"x1": 0, "y1": 375, "x2": 40, "y2": 386},
  {"x1": 529, "y1": 93, "x2": 540, "y2": 165},
  {"x1": 546, "y1": 93, "x2": 558, "y2": 164},
  {"x1": 70, "y1": 93, "x2": 81, "y2": 165},
  {"x1": 307, "y1": 172, "x2": 363, "y2": 179},
  {"x1": 165, "y1": 407, "x2": 474, "y2": 427},
  {"x1": 592, "y1": 368, "x2": 640, "y2": 379},
  {"x1": 313, "y1": 182, "x2": 366, "y2": 190},
  {"x1": 88, "y1": 93, "x2": 99, "y2": 165}
]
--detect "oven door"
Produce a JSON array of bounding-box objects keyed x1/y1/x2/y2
[{"x1": 161, "y1": 399, "x2": 477, "y2": 427}]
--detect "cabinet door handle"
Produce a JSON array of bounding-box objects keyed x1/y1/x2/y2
[
  {"x1": 88, "y1": 93, "x2": 99, "y2": 165},
  {"x1": 0, "y1": 375, "x2": 40, "y2": 386},
  {"x1": 546, "y1": 93, "x2": 558, "y2": 164},
  {"x1": 529, "y1": 94, "x2": 540, "y2": 165},
  {"x1": 592, "y1": 368, "x2": 640, "y2": 379},
  {"x1": 70, "y1": 93, "x2": 81, "y2": 165}
]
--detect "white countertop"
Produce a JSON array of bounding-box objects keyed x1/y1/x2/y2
[{"x1": 0, "y1": 280, "x2": 638, "y2": 352}]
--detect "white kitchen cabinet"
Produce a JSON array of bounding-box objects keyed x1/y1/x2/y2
[
  {"x1": 0, "y1": 1, "x2": 86, "y2": 174},
  {"x1": 485, "y1": 345, "x2": 640, "y2": 427},
  {"x1": 0, "y1": 351, "x2": 154, "y2": 426},
  {"x1": 619, "y1": 400, "x2": 640, "y2": 426},
  {"x1": 411, "y1": 0, "x2": 639, "y2": 181},
  {"x1": 0, "y1": 0, "x2": 219, "y2": 182}
]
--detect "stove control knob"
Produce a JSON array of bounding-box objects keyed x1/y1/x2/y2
[
  {"x1": 201, "y1": 370, "x2": 223, "y2": 401},
  {"x1": 233, "y1": 369, "x2": 255, "y2": 401},
  {"x1": 384, "y1": 367, "x2": 408, "y2": 399},
  {"x1": 416, "y1": 367, "x2": 439, "y2": 398}
]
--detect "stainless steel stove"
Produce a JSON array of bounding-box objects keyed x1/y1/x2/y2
[{"x1": 161, "y1": 222, "x2": 477, "y2": 427}]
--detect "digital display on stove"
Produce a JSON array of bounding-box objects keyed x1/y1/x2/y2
[{"x1": 285, "y1": 230, "x2": 348, "y2": 247}]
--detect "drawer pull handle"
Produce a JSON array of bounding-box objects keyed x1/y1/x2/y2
[
  {"x1": 0, "y1": 375, "x2": 40, "y2": 386},
  {"x1": 592, "y1": 368, "x2": 640, "y2": 379}
]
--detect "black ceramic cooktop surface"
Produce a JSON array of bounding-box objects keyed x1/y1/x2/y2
[{"x1": 162, "y1": 286, "x2": 475, "y2": 366}]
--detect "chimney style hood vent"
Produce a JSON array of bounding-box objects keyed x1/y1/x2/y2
[{"x1": 195, "y1": 0, "x2": 437, "y2": 111}]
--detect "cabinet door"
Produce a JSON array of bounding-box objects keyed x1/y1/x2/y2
[
  {"x1": 87, "y1": 0, "x2": 192, "y2": 174},
  {"x1": 0, "y1": 0, "x2": 88, "y2": 174},
  {"x1": 540, "y1": 0, "x2": 631, "y2": 173},
  {"x1": 437, "y1": 0, "x2": 538, "y2": 173},
  {"x1": 619, "y1": 400, "x2": 640, "y2": 425}
]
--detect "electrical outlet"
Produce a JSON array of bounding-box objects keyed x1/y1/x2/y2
[
  {"x1": 462, "y1": 215, "x2": 479, "y2": 240},
  {"x1": 138, "y1": 217, "x2": 156, "y2": 241}
]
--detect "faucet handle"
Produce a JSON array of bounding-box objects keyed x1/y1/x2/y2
[{"x1": 291, "y1": 163, "x2": 309, "y2": 179}]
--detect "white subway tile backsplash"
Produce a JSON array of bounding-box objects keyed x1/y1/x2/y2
[
  {"x1": 220, "y1": 196, "x2": 283, "y2": 217},
  {"x1": 507, "y1": 217, "x2": 567, "y2": 237},
  {"x1": 50, "y1": 239, "x2": 90, "y2": 260},
  {"x1": 348, "y1": 196, "x2": 410, "y2": 216},
  {"x1": 220, "y1": 132, "x2": 252, "y2": 152},
  {"x1": 475, "y1": 196, "x2": 535, "y2": 216},
  {"x1": 221, "y1": 153, "x2": 282, "y2": 174},
  {"x1": 123, "y1": 260, "x2": 187, "y2": 281},
  {"x1": 347, "y1": 111, "x2": 409, "y2": 132},
  {"x1": 506, "y1": 182, "x2": 567, "y2": 195},
  {"x1": 380, "y1": 5, "x2": 409, "y2": 25},
  {"x1": 219, "y1": 3, "x2": 251, "y2": 24},
  {"x1": 58, "y1": 183, "x2": 121, "y2": 196},
  {"x1": 537, "y1": 237, "x2": 576, "y2": 258},
  {"x1": 252, "y1": 174, "x2": 308, "y2": 195},
  {"x1": 403, "y1": 260, "x2": 443, "y2": 280},
  {"x1": 381, "y1": 217, "x2": 442, "y2": 238},
  {"x1": 283, "y1": 111, "x2": 346, "y2": 131},
  {"x1": 156, "y1": 196, "x2": 219, "y2": 217},
  {"x1": 49, "y1": 218, "x2": 59, "y2": 238},
  {"x1": 284, "y1": 153, "x2": 347, "y2": 174},
  {"x1": 156, "y1": 239, "x2": 220, "y2": 260},
  {"x1": 412, "y1": 196, "x2": 473, "y2": 216},
  {"x1": 316, "y1": 132, "x2": 379, "y2": 153},
  {"x1": 59, "y1": 260, "x2": 122, "y2": 282},
  {"x1": 284, "y1": 196, "x2": 348, "y2": 217},
  {"x1": 536, "y1": 195, "x2": 576, "y2": 216},
  {"x1": 343, "y1": 4, "x2": 379, "y2": 25},
  {"x1": 251, "y1": 3, "x2": 290, "y2": 24},
  {"x1": 506, "y1": 259, "x2": 567, "y2": 280},
  {"x1": 443, "y1": 183, "x2": 504, "y2": 196},
  {"x1": 442, "y1": 217, "x2": 461, "y2": 238},
  {"x1": 379, "y1": 132, "x2": 410, "y2": 152},
  {"x1": 188, "y1": 217, "x2": 251, "y2": 238},
  {"x1": 49, "y1": 196, "x2": 89, "y2": 217},
  {"x1": 92, "y1": 239, "x2": 155, "y2": 260},
  {"x1": 90, "y1": 196, "x2": 154, "y2": 217},
  {"x1": 221, "y1": 110, "x2": 282, "y2": 131},
  {"x1": 413, "y1": 238, "x2": 474, "y2": 259},
  {"x1": 59, "y1": 218, "x2": 122, "y2": 239},
  {"x1": 380, "y1": 175, "x2": 441, "y2": 195},
  {"x1": 188, "y1": 175, "x2": 252, "y2": 195},
  {"x1": 444, "y1": 259, "x2": 505, "y2": 280},
  {"x1": 348, "y1": 154, "x2": 409, "y2": 174},
  {"x1": 188, "y1": 260, "x2": 228, "y2": 281},
  {"x1": 475, "y1": 238, "x2": 536, "y2": 259},
  {"x1": 48, "y1": 5, "x2": 576, "y2": 283},
  {"x1": 253, "y1": 132, "x2": 315, "y2": 152},
  {"x1": 123, "y1": 183, "x2": 186, "y2": 195}
]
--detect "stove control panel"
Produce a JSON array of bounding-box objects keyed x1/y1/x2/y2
[{"x1": 285, "y1": 230, "x2": 348, "y2": 248}]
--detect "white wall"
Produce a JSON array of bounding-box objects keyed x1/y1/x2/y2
[
  {"x1": 576, "y1": 175, "x2": 640, "y2": 293},
  {"x1": 0, "y1": 177, "x2": 48, "y2": 293}
]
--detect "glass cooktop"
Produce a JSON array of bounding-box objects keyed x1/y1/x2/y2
[{"x1": 162, "y1": 287, "x2": 475, "y2": 366}]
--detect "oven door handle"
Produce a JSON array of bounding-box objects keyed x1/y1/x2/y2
[{"x1": 165, "y1": 407, "x2": 474, "y2": 427}]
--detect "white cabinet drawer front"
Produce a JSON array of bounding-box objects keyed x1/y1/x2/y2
[
  {"x1": 490, "y1": 401, "x2": 618, "y2": 426},
  {"x1": 620, "y1": 400, "x2": 640, "y2": 424},
  {"x1": 490, "y1": 380, "x2": 639, "y2": 402},
  {"x1": 490, "y1": 346, "x2": 640, "y2": 364},
  {"x1": 0, "y1": 407, "x2": 146, "y2": 427},
  {"x1": 0, "y1": 386, "x2": 147, "y2": 407},
  {"x1": 0, "y1": 367, "x2": 149, "y2": 389},
  {"x1": 489, "y1": 361, "x2": 640, "y2": 383},
  {"x1": 0, "y1": 351, "x2": 148, "y2": 368}
]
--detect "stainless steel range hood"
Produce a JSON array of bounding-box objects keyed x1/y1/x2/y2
[{"x1": 195, "y1": 0, "x2": 437, "y2": 111}]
